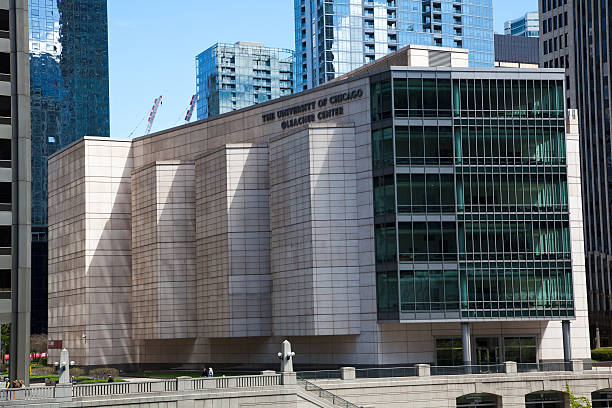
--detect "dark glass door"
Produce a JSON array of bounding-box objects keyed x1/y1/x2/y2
[{"x1": 475, "y1": 337, "x2": 499, "y2": 365}]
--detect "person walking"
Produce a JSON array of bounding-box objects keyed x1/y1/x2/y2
[
  {"x1": 107, "y1": 375, "x2": 114, "y2": 383},
  {"x1": 207, "y1": 367, "x2": 213, "y2": 378}
]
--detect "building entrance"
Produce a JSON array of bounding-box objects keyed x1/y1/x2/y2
[{"x1": 475, "y1": 337, "x2": 499, "y2": 365}]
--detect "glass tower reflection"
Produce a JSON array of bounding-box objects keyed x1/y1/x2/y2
[
  {"x1": 294, "y1": 0, "x2": 494, "y2": 91},
  {"x1": 196, "y1": 42, "x2": 294, "y2": 120},
  {"x1": 29, "y1": 0, "x2": 110, "y2": 333}
]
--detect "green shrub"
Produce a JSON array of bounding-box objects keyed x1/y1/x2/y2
[
  {"x1": 31, "y1": 366, "x2": 56, "y2": 376},
  {"x1": 591, "y1": 347, "x2": 612, "y2": 361},
  {"x1": 88, "y1": 368, "x2": 119, "y2": 380},
  {"x1": 70, "y1": 367, "x2": 85, "y2": 378}
]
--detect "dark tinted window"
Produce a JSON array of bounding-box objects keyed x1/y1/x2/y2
[
  {"x1": 0, "y1": 139, "x2": 10, "y2": 160},
  {"x1": 0, "y1": 226, "x2": 10, "y2": 247},
  {"x1": 0, "y1": 182, "x2": 9, "y2": 203},
  {"x1": 0, "y1": 269, "x2": 9, "y2": 291},
  {"x1": 0, "y1": 10, "x2": 8, "y2": 32},
  {"x1": 0, "y1": 96, "x2": 10, "y2": 117},
  {"x1": 0, "y1": 53, "x2": 9, "y2": 75}
]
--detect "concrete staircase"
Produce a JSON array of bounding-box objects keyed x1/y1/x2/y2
[{"x1": 296, "y1": 377, "x2": 362, "y2": 408}]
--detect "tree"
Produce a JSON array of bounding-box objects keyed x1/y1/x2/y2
[
  {"x1": 566, "y1": 383, "x2": 592, "y2": 408},
  {"x1": 1, "y1": 324, "x2": 9, "y2": 363},
  {"x1": 30, "y1": 334, "x2": 47, "y2": 354}
]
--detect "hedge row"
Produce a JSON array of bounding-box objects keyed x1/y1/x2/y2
[{"x1": 592, "y1": 347, "x2": 612, "y2": 361}]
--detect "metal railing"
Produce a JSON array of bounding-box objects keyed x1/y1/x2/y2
[
  {"x1": 355, "y1": 366, "x2": 417, "y2": 378},
  {"x1": 296, "y1": 369, "x2": 342, "y2": 380},
  {"x1": 297, "y1": 377, "x2": 362, "y2": 408},
  {"x1": 517, "y1": 362, "x2": 571, "y2": 373},
  {"x1": 430, "y1": 364, "x2": 505, "y2": 375}
]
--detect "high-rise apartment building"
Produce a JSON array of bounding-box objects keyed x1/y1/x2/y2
[
  {"x1": 0, "y1": 0, "x2": 32, "y2": 384},
  {"x1": 539, "y1": 0, "x2": 612, "y2": 348},
  {"x1": 28, "y1": 0, "x2": 110, "y2": 334},
  {"x1": 539, "y1": 0, "x2": 574, "y2": 111},
  {"x1": 294, "y1": 0, "x2": 494, "y2": 91},
  {"x1": 196, "y1": 42, "x2": 294, "y2": 120},
  {"x1": 540, "y1": 0, "x2": 612, "y2": 348},
  {"x1": 504, "y1": 12, "x2": 540, "y2": 37}
]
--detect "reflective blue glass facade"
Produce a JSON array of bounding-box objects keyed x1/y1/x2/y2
[
  {"x1": 29, "y1": 0, "x2": 110, "y2": 333},
  {"x1": 504, "y1": 12, "x2": 539, "y2": 37},
  {"x1": 294, "y1": 0, "x2": 494, "y2": 91},
  {"x1": 196, "y1": 42, "x2": 294, "y2": 120},
  {"x1": 30, "y1": 0, "x2": 109, "y2": 227}
]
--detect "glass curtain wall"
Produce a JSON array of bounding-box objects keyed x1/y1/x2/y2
[{"x1": 371, "y1": 73, "x2": 574, "y2": 320}]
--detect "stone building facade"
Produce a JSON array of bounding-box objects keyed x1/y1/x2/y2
[{"x1": 48, "y1": 46, "x2": 590, "y2": 369}]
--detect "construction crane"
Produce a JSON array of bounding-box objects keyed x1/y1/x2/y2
[
  {"x1": 145, "y1": 96, "x2": 163, "y2": 135},
  {"x1": 184, "y1": 94, "x2": 197, "y2": 123}
]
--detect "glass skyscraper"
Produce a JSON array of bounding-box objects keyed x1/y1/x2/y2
[
  {"x1": 294, "y1": 0, "x2": 494, "y2": 91},
  {"x1": 29, "y1": 0, "x2": 110, "y2": 333},
  {"x1": 196, "y1": 42, "x2": 294, "y2": 120},
  {"x1": 371, "y1": 74, "x2": 573, "y2": 324},
  {"x1": 540, "y1": 0, "x2": 612, "y2": 348},
  {"x1": 504, "y1": 12, "x2": 540, "y2": 37}
]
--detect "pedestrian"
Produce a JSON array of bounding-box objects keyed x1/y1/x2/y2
[
  {"x1": 107, "y1": 375, "x2": 114, "y2": 383},
  {"x1": 202, "y1": 367, "x2": 207, "y2": 377},
  {"x1": 71, "y1": 375, "x2": 76, "y2": 385},
  {"x1": 207, "y1": 367, "x2": 213, "y2": 378}
]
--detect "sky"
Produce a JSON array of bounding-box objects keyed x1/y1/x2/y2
[{"x1": 107, "y1": 0, "x2": 537, "y2": 139}]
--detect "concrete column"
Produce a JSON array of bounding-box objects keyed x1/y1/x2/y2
[
  {"x1": 54, "y1": 383, "x2": 72, "y2": 403},
  {"x1": 177, "y1": 376, "x2": 194, "y2": 391},
  {"x1": 416, "y1": 364, "x2": 430, "y2": 377},
  {"x1": 462, "y1": 322, "x2": 472, "y2": 366},
  {"x1": 562, "y1": 320, "x2": 572, "y2": 362},
  {"x1": 341, "y1": 367, "x2": 356, "y2": 380},
  {"x1": 281, "y1": 372, "x2": 297, "y2": 385},
  {"x1": 571, "y1": 359, "x2": 584, "y2": 373},
  {"x1": 595, "y1": 322, "x2": 601, "y2": 349},
  {"x1": 9, "y1": 0, "x2": 32, "y2": 387},
  {"x1": 504, "y1": 361, "x2": 517, "y2": 375}
]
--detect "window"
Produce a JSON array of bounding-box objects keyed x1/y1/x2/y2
[
  {"x1": 0, "y1": 139, "x2": 9, "y2": 163},
  {"x1": 0, "y1": 53, "x2": 9, "y2": 75},
  {"x1": 525, "y1": 391, "x2": 565, "y2": 408},
  {"x1": 373, "y1": 175, "x2": 395, "y2": 216},
  {"x1": 592, "y1": 389, "x2": 612, "y2": 407},
  {"x1": 398, "y1": 222, "x2": 457, "y2": 262},
  {"x1": 375, "y1": 223, "x2": 396, "y2": 264},
  {"x1": 0, "y1": 269, "x2": 8, "y2": 292},
  {"x1": 0, "y1": 226, "x2": 10, "y2": 247},
  {"x1": 457, "y1": 394, "x2": 499, "y2": 408},
  {"x1": 0, "y1": 182, "x2": 10, "y2": 204},
  {"x1": 396, "y1": 173, "x2": 455, "y2": 213},
  {"x1": 371, "y1": 80, "x2": 392, "y2": 121},
  {"x1": 377, "y1": 271, "x2": 398, "y2": 319},
  {"x1": 0, "y1": 96, "x2": 10, "y2": 117},
  {"x1": 401, "y1": 269, "x2": 459, "y2": 311},
  {"x1": 0, "y1": 10, "x2": 7, "y2": 32},
  {"x1": 504, "y1": 337, "x2": 537, "y2": 363},
  {"x1": 436, "y1": 338, "x2": 463, "y2": 366},
  {"x1": 372, "y1": 127, "x2": 393, "y2": 169}
]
